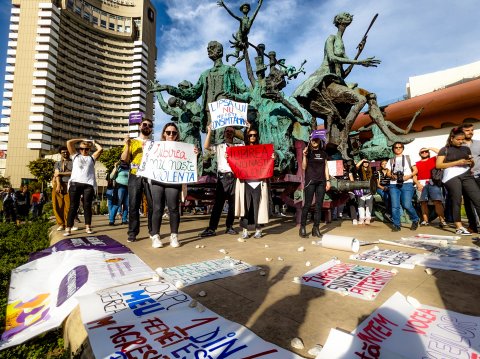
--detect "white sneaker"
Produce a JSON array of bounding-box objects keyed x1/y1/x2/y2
[
  {"x1": 170, "y1": 233, "x2": 180, "y2": 248},
  {"x1": 352, "y1": 219, "x2": 358, "y2": 225},
  {"x1": 253, "y1": 230, "x2": 262, "y2": 239},
  {"x1": 57, "y1": 225, "x2": 65, "y2": 231},
  {"x1": 358, "y1": 218, "x2": 365, "y2": 225},
  {"x1": 241, "y1": 229, "x2": 249, "y2": 240},
  {"x1": 365, "y1": 218, "x2": 371, "y2": 225},
  {"x1": 151, "y1": 234, "x2": 163, "y2": 248},
  {"x1": 71, "y1": 226, "x2": 79, "y2": 231},
  {"x1": 456, "y1": 227, "x2": 472, "y2": 236}
]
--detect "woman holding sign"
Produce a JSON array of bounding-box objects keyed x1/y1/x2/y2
[
  {"x1": 299, "y1": 130, "x2": 331, "y2": 238},
  {"x1": 233, "y1": 127, "x2": 272, "y2": 240},
  {"x1": 148, "y1": 122, "x2": 190, "y2": 248}
]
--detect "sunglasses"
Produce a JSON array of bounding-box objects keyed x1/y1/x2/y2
[
  {"x1": 394, "y1": 146, "x2": 403, "y2": 149},
  {"x1": 141, "y1": 123, "x2": 153, "y2": 128},
  {"x1": 165, "y1": 131, "x2": 177, "y2": 136},
  {"x1": 79, "y1": 148, "x2": 90, "y2": 151},
  {"x1": 420, "y1": 150, "x2": 429, "y2": 154},
  {"x1": 248, "y1": 133, "x2": 258, "y2": 137}
]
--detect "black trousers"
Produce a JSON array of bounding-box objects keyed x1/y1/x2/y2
[
  {"x1": 67, "y1": 182, "x2": 95, "y2": 227},
  {"x1": 301, "y1": 181, "x2": 326, "y2": 227},
  {"x1": 149, "y1": 181, "x2": 181, "y2": 235},
  {"x1": 443, "y1": 172, "x2": 480, "y2": 223},
  {"x1": 128, "y1": 174, "x2": 152, "y2": 238},
  {"x1": 208, "y1": 172, "x2": 236, "y2": 230},
  {"x1": 240, "y1": 183, "x2": 262, "y2": 230},
  {"x1": 464, "y1": 177, "x2": 480, "y2": 231}
]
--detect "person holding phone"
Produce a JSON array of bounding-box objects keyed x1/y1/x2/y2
[{"x1": 64, "y1": 138, "x2": 103, "y2": 235}]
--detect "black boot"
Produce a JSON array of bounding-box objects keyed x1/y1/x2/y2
[
  {"x1": 299, "y1": 225, "x2": 308, "y2": 238},
  {"x1": 312, "y1": 225, "x2": 321, "y2": 238}
]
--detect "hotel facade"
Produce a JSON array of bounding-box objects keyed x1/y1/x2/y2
[{"x1": 1, "y1": 0, "x2": 157, "y2": 187}]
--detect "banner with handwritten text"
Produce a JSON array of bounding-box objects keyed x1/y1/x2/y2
[
  {"x1": 227, "y1": 144, "x2": 274, "y2": 180},
  {"x1": 317, "y1": 292, "x2": 480, "y2": 358},
  {"x1": 0, "y1": 246, "x2": 153, "y2": 350},
  {"x1": 300, "y1": 259, "x2": 394, "y2": 301},
  {"x1": 78, "y1": 279, "x2": 303, "y2": 359},
  {"x1": 208, "y1": 99, "x2": 248, "y2": 130},
  {"x1": 137, "y1": 141, "x2": 197, "y2": 184},
  {"x1": 350, "y1": 248, "x2": 422, "y2": 269},
  {"x1": 159, "y1": 257, "x2": 260, "y2": 287}
]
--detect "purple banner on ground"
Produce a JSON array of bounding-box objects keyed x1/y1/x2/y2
[{"x1": 29, "y1": 235, "x2": 131, "y2": 261}]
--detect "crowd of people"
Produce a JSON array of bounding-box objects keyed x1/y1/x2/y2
[
  {"x1": 0, "y1": 185, "x2": 46, "y2": 224},
  {"x1": 45, "y1": 120, "x2": 480, "y2": 246}
]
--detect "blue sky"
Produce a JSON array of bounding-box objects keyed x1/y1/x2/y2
[{"x1": 1, "y1": 0, "x2": 479, "y2": 130}]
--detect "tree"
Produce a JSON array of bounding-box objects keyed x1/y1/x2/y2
[
  {"x1": 27, "y1": 158, "x2": 55, "y2": 190},
  {"x1": 98, "y1": 146, "x2": 123, "y2": 174},
  {"x1": 0, "y1": 175, "x2": 11, "y2": 188}
]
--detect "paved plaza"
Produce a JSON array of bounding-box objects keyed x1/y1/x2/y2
[{"x1": 55, "y1": 213, "x2": 480, "y2": 357}]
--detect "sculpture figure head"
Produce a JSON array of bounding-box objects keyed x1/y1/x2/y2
[
  {"x1": 207, "y1": 41, "x2": 223, "y2": 61},
  {"x1": 239, "y1": 3, "x2": 250, "y2": 14},
  {"x1": 333, "y1": 12, "x2": 353, "y2": 27}
]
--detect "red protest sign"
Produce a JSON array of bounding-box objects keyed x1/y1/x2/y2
[{"x1": 226, "y1": 144, "x2": 274, "y2": 180}]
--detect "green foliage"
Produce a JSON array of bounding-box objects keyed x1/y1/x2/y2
[
  {"x1": 99, "y1": 199, "x2": 108, "y2": 215},
  {"x1": 0, "y1": 220, "x2": 68, "y2": 358},
  {"x1": 0, "y1": 175, "x2": 11, "y2": 188},
  {"x1": 98, "y1": 146, "x2": 123, "y2": 174},
  {"x1": 27, "y1": 158, "x2": 56, "y2": 188}
]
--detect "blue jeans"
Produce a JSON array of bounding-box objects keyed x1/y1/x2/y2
[
  {"x1": 389, "y1": 183, "x2": 419, "y2": 227},
  {"x1": 108, "y1": 185, "x2": 128, "y2": 224},
  {"x1": 377, "y1": 187, "x2": 391, "y2": 215}
]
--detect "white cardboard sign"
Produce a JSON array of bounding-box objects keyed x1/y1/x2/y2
[
  {"x1": 208, "y1": 99, "x2": 248, "y2": 130},
  {"x1": 350, "y1": 248, "x2": 422, "y2": 269},
  {"x1": 137, "y1": 140, "x2": 197, "y2": 183}
]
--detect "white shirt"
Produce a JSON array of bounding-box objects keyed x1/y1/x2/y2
[
  {"x1": 69, "y1": 153, "x2": 97, "y2": 189},
  {"x1": 387, "y1": 155, "x2": 413, "y2": 184}
]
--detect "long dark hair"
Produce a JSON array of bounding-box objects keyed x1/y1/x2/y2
[
  {"x1": 245, "y1": 127, "x2": 260, "y2": 145},
  {"x1": 161, "y1": 122, "x2": 180, "y2": 141},
  {"x1": 446, "y1": 127, "x2": 465, "y2": 147}
]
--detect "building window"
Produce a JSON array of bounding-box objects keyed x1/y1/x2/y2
[
  {"x1": 100, "y1": 20, "x2": 106, "y2": 28},
  {"x1": 92, "y1": 16, "x2": 98, "y2": 25},
  {"x1": 83, "y1": 12, "x2": 90, "y2": 21},
  {"x1": 74, "y1": 6, "x2": 81, "y2": 15},
  {"x1": 109, "y1": 23, "x2": 115, "y2": 30},
  {"x1": 117, "y1": 25, "x2": 123, "y2": 32},
  {"x1": 125, "y1": 26, "x2": 131, "y2": 33},
  {"x1": 67, "y1": 0, "x2": 74, "y2": 9}
]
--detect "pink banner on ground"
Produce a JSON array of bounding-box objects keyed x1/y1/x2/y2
[{"x1": 227, "y1": 144, "x2": 274, "y2": 180}]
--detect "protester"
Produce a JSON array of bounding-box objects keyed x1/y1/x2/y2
[
  {"x1": 148, "y1": 122, "x2": 196, "y2": 248},
  {"x1": 108, "y1": 160, "x2": 129, "y2": 225},
  {"x1": 299, "y1": 130, "x2": 331, "y2": 238},
  {"x1": 376, "y1": 159, "x2": 392, "y2": 222},
  {"x1": 121, "y1": 118, "x2": 154, "y2": 243},
  {"x1": 387, "y1": 142, "x2": 420, "y2": 232},
  {"x1": 436, "y1": 127, "x2": 480, "y2": 235},
  {"x1": 413, "y1": 147, "x2": 447, "y2": 228},
  {"x1": 31, "y1": 189, "x2": 45, "y2": 219},
  {"x1": 15, "y1": 185, "x2": 30, "y2": 223},
  {"x1": 53, "y1": 146, "x2": 72, "y2": 230},
  {"x1": 2, "y1": 187, "x2": 16, "y2": 223},
  {"x1": 234, "y1": 127, "x2": 271, "y2": 240},
  {"x1": 351, "y1": 159, "x2": 374, "y2": 225},
  {"x1": 64, "y1": 139, "x2": 103, "y2": 236},
  {"x1": 199, "y1": 126, "x2": 240, "y2": 237},
  {"x1": 460, "y1": 123, "x2": 480, "y2": 233}
]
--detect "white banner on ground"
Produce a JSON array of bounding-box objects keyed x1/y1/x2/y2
[
  {"x1": 137, "y1": 141, "x2": 197, "y2": 184},
  {"x1": 158, "y1": 257, "x2": 260, "y2": 287},
  {"x1": 350, "y1": 248, "x2": 422, "y2": 269},
  {"x1": 299, "y1": 259, "x2": 394, "y2": 301},
  {"x1": 0, "y1": 249, "x2": 154, "y2": 349},
  {"x1": 316, "y1": 292, "x2": 480, "y2": 358},
  {"x1": 378, "y1": 239, "x2": 446, "y2": 251},
  {"x1": 78, "y1": 279, "x2": 303, "y2": 359},
  {"x1": 208, "y1": 99, "x2": 248, "y2": 130},
  {"x1": 414, "y1": 245, "x2": 480, "y2": 276}
]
